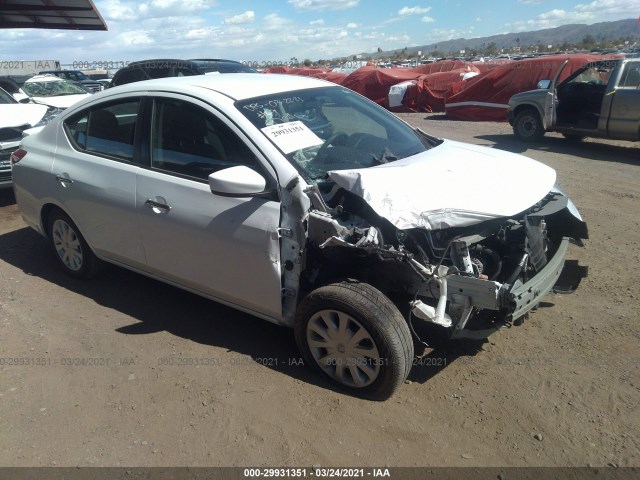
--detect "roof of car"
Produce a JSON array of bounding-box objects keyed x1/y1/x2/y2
[
  {"x1": 25, "y1": 74, "x2": 65, "y2": 83},
  {"x1": 110, "y1": 73, "x2": 335, "y2": 101},
  {"x1": 125, "y1": 59, "x2": 199, "y2": 67}
]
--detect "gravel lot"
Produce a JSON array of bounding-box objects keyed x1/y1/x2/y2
[{"x1": 0, "y1": 113, "x2": 638, "y2": 468}]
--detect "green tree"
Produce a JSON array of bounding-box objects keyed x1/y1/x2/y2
[{"x1": 485, "y1": 41, "x2": 498, "y2": 56}]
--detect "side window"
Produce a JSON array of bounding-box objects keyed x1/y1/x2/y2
[
  {"x1": 620, "y1": 63, "x2": 640, "y2": 88},
  {"x1": 151, "y1": 98, "x2": 258, "y2": 180},
  {"x1": 64, "y1": 99, "x2": 140, "y2": 161}
]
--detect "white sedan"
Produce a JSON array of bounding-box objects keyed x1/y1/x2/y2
[
  {"x1": 11, "y1": 74, "x2": 588, "y2": 400},
  {"x1": 0, "y1": 86, "x2": 61, "y2": 189}
]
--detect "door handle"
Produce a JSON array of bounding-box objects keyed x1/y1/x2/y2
[
  {"x1": 55, "y1": 174, "x2": 74, "y2": 187},
  {"x1": 145, "y1": 198, "x2": 172, "y2": 213}
]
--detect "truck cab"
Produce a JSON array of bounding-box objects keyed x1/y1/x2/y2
[{"x1": 508, "y1": 58, "x2": 640, "y2": 142}]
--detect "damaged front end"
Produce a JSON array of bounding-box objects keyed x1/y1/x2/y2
[{"x1": 301, "y1": 185, "x2": 588, "y2": 340}]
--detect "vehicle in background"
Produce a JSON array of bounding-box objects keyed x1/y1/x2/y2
[
  {"x1": 508, "y1": 58, "x2": 640, "y2": 142},
  {"x1": 21, "y1": 75, "x2": 91, "y2": 109},
  {"x1": 189, "y1": 59, "x2": 257, "y2": 74},
  {"x1": 95, "y1": 79, "x2": 112, "y2": 89},
  {"x1": 0, "y1": 76, "x2": 30, "y2": 102},
  {"x1": 109, "y1": 59, "x2": 202, "y2": 87},
  {"x1": 39, "y1": 70, "x2": 103, "y2": 93},
  {"x1": 0, "y1": 86, "x2": 60, "y2": 189},
  {"x1": 11, "y1": 74, "x2": 588, "y2": 399},
  {"x1": 109, "y1": 58, "x2": 256, "y2": 88}
]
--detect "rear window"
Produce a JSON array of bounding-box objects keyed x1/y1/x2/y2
[{"x1": 64, "y1": 99, "x2": 141, "y2": 161}]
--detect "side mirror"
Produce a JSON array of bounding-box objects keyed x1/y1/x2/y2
[
  {"x1": 209, "y1": 165, "x2": 267, "y2": 197},
  {"x1": 19, "y1": 97, "x2": 32, "y2": 104},
  {"x1": 537, "y1": 79, "x2": 551, "y2": 90}
]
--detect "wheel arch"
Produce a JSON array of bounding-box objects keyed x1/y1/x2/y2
[
  {"x1": 513, "y1": 103, "x2": 545, "y2": 128},
  {"x1": 40, "y1": 203, "x2": 64, "y2": 238},
  {"x1": 40, "y1": 203, "x2": 99, "y2": 258}
]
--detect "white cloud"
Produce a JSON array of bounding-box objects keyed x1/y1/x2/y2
[
  {"x1": 421, "y1": 16, "x2": 435, "y2": 23},
  {"x1": 147, "y1": 0, "x2": 211, "y2": 11},
  {"x1": 101, "y1": 0, "x2": 138, "y2": 21},
  {"x1": 263, "y1": 13, "x2": 294, "y2": 30},
  {"x1": 118, "y1": 30, "x2": 154, "y2": 46},
  {"x1": 507, "y1": 0, "x2": 639, "y2": 30},
  {"x1": 386, "y1": 34, "x2": 411, "y2": 43},
  {"x1": 398, "y1": 6, "x2": 431, "y2": 16},
  {"x1": 310, "y1": 19, "x2": 325, "y2": 25},
  {"x1": 287, "y1": 0, "x2": 359, "y2": 12},
  {"x1": 346, "y1": 22, "x2": 359, "y2": 28},
  {"x1": 224, "y1": 11, "x2": 255, "y2": 25},
  {"x1": 185, "y1": 28, "x2": 210, "y2": 39}
]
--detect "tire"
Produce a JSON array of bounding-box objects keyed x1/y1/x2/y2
[
  {"x1": 47, "y1": 209, "x2": 101, "y2": 279},
  {"x1": 294, "y1": 281, "x2": 413, "y2": 401},
  {"x1": 513, "y1": 109, "x2": 545, "y2": 142}
]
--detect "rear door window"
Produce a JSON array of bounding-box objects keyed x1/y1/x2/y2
[{"x1": 64, "y1": 99, "x2": 141, "y2": 161}]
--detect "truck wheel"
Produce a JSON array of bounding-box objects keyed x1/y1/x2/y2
[
  {"x1": 47, "y1": 209, "x2": 102, "y2": 279},
  {"x1": 513, "y1": 109, "x2": 545, "y2": 142},
  {"x1": 294, "y1": 281, "x2": 413, "y2": 401}
]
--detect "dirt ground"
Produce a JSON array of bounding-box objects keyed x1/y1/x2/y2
[{"x1": 0, "y1": 113, "x2": 638, "y2": 469}]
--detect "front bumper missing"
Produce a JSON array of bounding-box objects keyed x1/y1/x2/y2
[
  {"x1": 439, "y1": 237, "x2": 587, "y2": 340},
  {"x1": 505, "y1": 237, "x2": 587, "y2": 321}
]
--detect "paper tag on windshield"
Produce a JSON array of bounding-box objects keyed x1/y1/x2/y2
[{"x1": 261, "y1": 121, "x2": 323, "y2": 154}]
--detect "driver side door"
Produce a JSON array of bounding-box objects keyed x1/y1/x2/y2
[{"x1": 135, "y1": 95, "x2": 283, "y2": 322}]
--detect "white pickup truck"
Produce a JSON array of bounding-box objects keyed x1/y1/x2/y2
[{"x1": 508, "y1": 58, "x2": 640, "y2": 142}]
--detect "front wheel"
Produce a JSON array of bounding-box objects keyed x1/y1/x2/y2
[
  {"x1": 47, "y1": 209, "x2": 102, "y2": 279},
  {"x1": 513, "y1": 109, "x2": 545, "y2": 142},
  {"x1": 294, "y1": 281, "x2": 413, "y2": 400}
]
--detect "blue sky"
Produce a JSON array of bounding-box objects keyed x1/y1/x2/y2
[{"x1": 1, "y1": 0, "x2": 638, "y2": 65}]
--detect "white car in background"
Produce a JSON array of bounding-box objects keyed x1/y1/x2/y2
[
  {"x1": 11, "y1": 74, "x2": 588, "y2": 399},
  {"x1": 21, "y1": 74, "x2": 91, "y2": 109},
  {"x1": 0, "y1": 86, "x2": 61, "y2": 189}
]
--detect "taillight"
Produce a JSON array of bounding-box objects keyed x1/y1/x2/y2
[{"x1": 10, "y1": 148, "x2": 27, "y2": 165}]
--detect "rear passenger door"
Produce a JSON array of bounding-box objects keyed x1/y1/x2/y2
[
  {"x1": 135, "y1": 95, "x2": 283, "y2": 321},
  {"x1": 53, "y1": 97, "x2": 146, "y2": 267}
]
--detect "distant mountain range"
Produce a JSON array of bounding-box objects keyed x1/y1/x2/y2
[{"x1": 366, "y1": 18, "x2": 639, "y2": 58}]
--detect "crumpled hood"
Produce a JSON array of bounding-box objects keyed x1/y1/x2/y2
[
  {"x1": 31, "y1": 93, "x2": 90, "y2": 109},
  {"x1": 327, "y1": 139, "x2": 556, "y2": 230},
  {"x1": 0, "y1": 104, "x2": 48, "y2": 129}
]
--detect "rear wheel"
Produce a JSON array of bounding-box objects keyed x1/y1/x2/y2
[
  {"x1": 47, "y1": 209, "x2": 101, "y2": 279},
  {"x1": 513, "y1": 109, "x2": 545, "y2": 142},
  {"x1": 295, "y1": 281, "x2": 413, "y2": 400}
]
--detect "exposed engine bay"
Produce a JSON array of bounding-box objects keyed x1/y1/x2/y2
[{"x1": 299, "y1": 184, "x2": 589, "y2": 340}]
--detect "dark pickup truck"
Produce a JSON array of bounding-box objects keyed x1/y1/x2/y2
[{"x1": 508, "y1": 58, "x2": 640, "y2": 142}]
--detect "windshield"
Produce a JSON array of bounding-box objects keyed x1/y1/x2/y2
[
  {"x1": 237, "y1": 86, "x2": 433, "y2": 183},
  {"x1": 23, "y1": 78, "x2": 87, "y2": 97}
]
